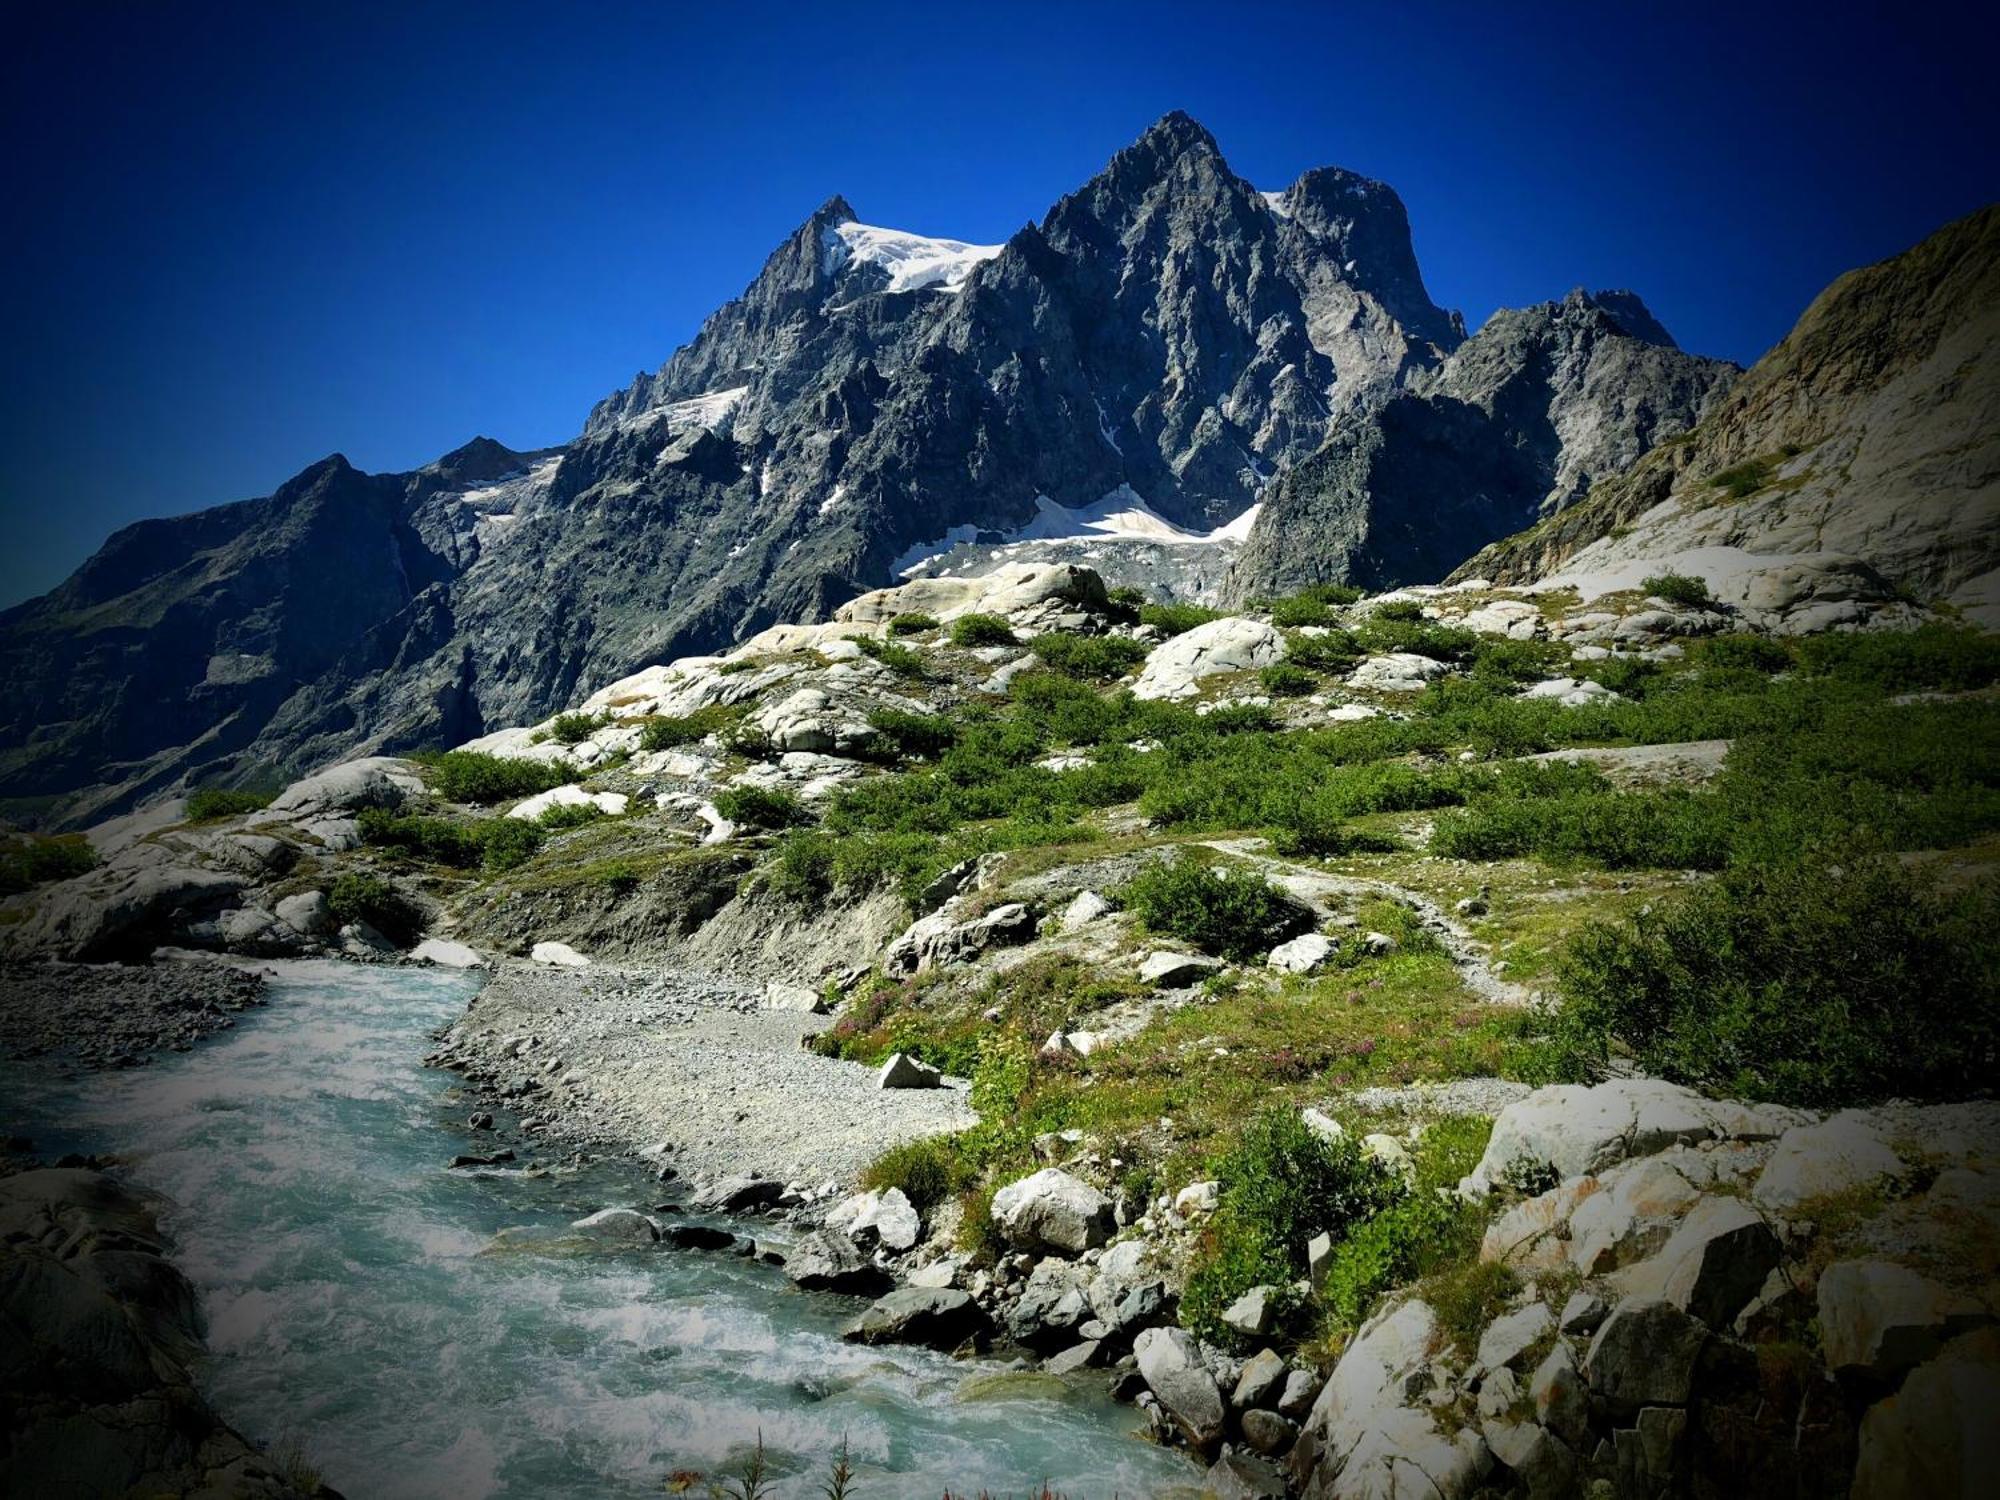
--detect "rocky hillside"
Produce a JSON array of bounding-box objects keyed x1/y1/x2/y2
[
  {"x1": 4, "y1": 552, "x2": 1994, "y2": 1497},
  {"x1": 1229, "y1": 289, "x2": 1738, "y2": 596},
  {"x1": 1449, "y1": 206, "x2": 2000, "y2": 623},
  {"x1": 2, "y1": 113, "x2": 1761, "y2": 831}
]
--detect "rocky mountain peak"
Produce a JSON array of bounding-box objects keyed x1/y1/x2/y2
[
  {"x1": 1280, "y1": 165, "x2": 1463, "y2": 350},
  {"x1": 1584, "y1": 288, "x2": 1679, "y2": 348}
]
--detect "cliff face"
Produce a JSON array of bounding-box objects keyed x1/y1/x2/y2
[
  {"x1": 1227, "y1": 290, "x2": 1737, "y2": 597},
  {"x1": 1448, "y1": 207, "x2": 2000, "y2": 617},
  {"x1": 0, "y1": 114, "x2": 1483, "y2": 825}
]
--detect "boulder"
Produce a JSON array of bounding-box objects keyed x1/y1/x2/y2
[
  {"x1": 1564, "y1": 1156, "x2": 1703, "y2": 1274},
  {"x1": 252, "y1": 756, "x2": 422, "y2": 824},
  {"x1": 883, "y1": 901, "x2": 1036, "y2": 975},
  {"x1": 1753, "y1": 1111, "x2": 1906, "y2": 1212},
  {"x1": 10, "y1": 863, "x2": 246, "y2": 961},
  {"x1": 1233, "y1": 1348, "x2": 1288, "y2": 1411},
  {"x1": 1131, "y1": 617, "x2": 1283, "y2": 701},
  {"x1": 877, "y1": 1052, "x2": 943, "y2": 1090},
  {"x1": 530, "y1": 941, "x2": 589, "y2": 967},
  {"x1": 692, "y1": 1175, "x2": 784, "y2": 1213},
  {"x1": 1277, "y1": 1367, "x2": 1322, "y2": 1421},
  {"x1": 1239, "y1": 1408, "x2": 1297, "y2": 1457},
  {"x1": 1267, "y1": 933, "x2": 1333, "y2": 974},
  {"x1": 1222, "y1": 1284, "x2": 1282, "y2": 1339},
  {"x1": 1347, "y1": 652, "x2": 1451, "y2": 692},
  {"x1": 1817, "y1": 1259, "x2": 1995, "y2": 1382},
  {"x1": 1852, "y1": 1343, "x2": 2000, "y2": 1499},
  {"x1": 1529, "y1": 1341, "x2": 1591, "y2": 1448},
  {"x1": 990, "y1": 1168, "x2": 1115, "y2": 1254},
  {"x1": 1584, "y1": 1297, "x2": 1709, "y2": 1412},
  {"x1": 273, "y1": 888, "x2": 335, "y2": 938},
  {"x1": 826, "y1": 1187, "x2": 921, "y2": 1252},
  {"x1": 1043, "y1": 1339, "x2": 1104, "y2": 1376},
  {"x1": 762, "y1": 979, "x2": 826, "y2": 1013},
  {"x1": 1482, "y1": 1418, "x2": 1577, "y2": 1498},
  {"x1": 569, "y1": 1208, "x2": 659, "y2": 1244},
  {"x1": 1620, "y1": 1194, "x2": 1782, "y2": 1329},
  {"x1": 843, "y1": 1286, "x2": 989, "y2": 1350},
  {"x1": 664, "y1": 1224, "x2": 737, "y2": 1251},
  {"x1": 1134, "y1": 1326, "x2": 1227, "y2": 1450},
  {"x1": 411, "y1": 937, "x2": 483, "y2": 968},
  {"x1": 507, "y1": 785, "x2": 629, "y2": 821},
  {"x1": 1464, "y1": 1078, "x2": 1800, "y2": 1196},
  {"x1": 1301, "y1": 1299, "x2": 1492, "y2": 1500},
  {"x1": 1558, "y1": 1291, "x2": 1607, "y2": 1335},
  {"x1": 1473, "y1": 1301, "x2": 1554, "y2": 1378},
  {"x1": 1007, "y1": 1259, "x2": 1094, "y2": 1350},
  {"x1": 1204, "y1": 1451, "x2": 1286, "y2": 1498},
  {"x1": 1138, "y1": 950, "x2": 1224, "y2": 987},
  {"x1": 1360, "y1": 1133, "x2": 1415, "y2": 1180},
  {"x1": 784, "y1": 1229, "x2": 892, "y2": 1295},
  {"x1": 1062, "y1": 889, "x2": 1114, "y2": 926}
]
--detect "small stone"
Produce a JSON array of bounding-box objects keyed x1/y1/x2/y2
[
  {"x1": 1239, "y1": 1408, "x2": 1297, "y2": 1457},
  {"x1": 1044, "y1": 1340, "x2": 1103, "y2": 1376},
  {"x1": 1174, "y1": 1180, "x2": 1221, "y2": 1216},
  {"x1": 1139, "y1": 950, "x2": 1224, "y2": 987},
  {"x1": 1221, "y1": 1285, "x2": 1281, "y2": 1339},
  {"x1": 1276, "y1": 1368, "x2": 1321, "y2": 1421},
  {"x1": 1232, "y1": 1348, "x2": 1287, "y2": 1411}
]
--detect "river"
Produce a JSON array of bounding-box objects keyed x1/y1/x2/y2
[{"x1": 1, "y1": 960, "x2": 1200, "y2": 1499}]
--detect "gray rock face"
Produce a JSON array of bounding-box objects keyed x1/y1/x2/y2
[
  {"x1": 1816, "y1": 1259, "x2": 1995, "y2": 1382},
  {"x1": 1452, "y1": 207, "x2": 2000, "y2": 625},
  {"x1": 1, "y1": 114, "x2": 1469, "y2": 827},
  {"x1": 1234, "y1": 288, "x2": 1734, "y2": 596},
  {"x1": 1584, "y1": 1297, "x2": 1710, "y2": 1412}
]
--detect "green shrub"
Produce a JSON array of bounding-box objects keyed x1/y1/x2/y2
[
  {"x1": 535, "y1": 801, "x2": 606, "y2": 832},
  {"x1": 1108, "y1": 585, "x2": 1146, "y2": 607},
  {"x1": 1259, "y1": 662, "x2": 1317, "y2": 697},
  {"x1": 860, "y1": 1136, "x2": 976, "y2": 1215},
  {"x1": 546, "y1": 711, "x2": 608, "y2": 746},
  {"x1": 1795, "y1": 622, "x2": 2000, "y2": 694},
  {"x1": 477, "y1": 818, "x2": 545, "y2": 872},
  {"x1": 1183, "y1": 1107, "x2": 1401, "y2": 1342},
  {"x1": 851, "y1": 636, "x2": 928, "y2": 679},
  {"x1": 714, "y1": 785, "x2": 811, "y2": 829},
  {"x1": 1121, "y1": 856, "x2": 1308, "y2": 962},
  {"x1": 1429, "y1": 787, "x2": 1730, "y2": 868},
  {"x1": 1284, "y1": 629, "x2": 1363, "y2": 673},
  {"x1": 1642, "y1": 572, "x2": 1713, "y2": 608},
  {"x1": 326, "y1": 873, "x2": 421, "y2": 943},
  {"x1": 1697, "y1": 634, "x2": 1793, "y2": 674},
  {"x1": 184, "y1": 786, "x2": 276, "y2": 820},
  {"x1": 0, "y1": 835, "x2": 99, "y2": 895},
  {"x1": 1269, "y1": 583, "x2": 1365, "y2": 627},
  {"x1": 1468, "y1": 637, "x2": 1565, "y2": 684},
  {"x1": 1371, "y1": 599, "x2": 1427, "y2": 623},
  {"x1": 588, "y1": 858, "x2": 642, "y2": 895},
  {"x1": 423, "y1": 752, "x2": 569, "y2": 804},
  {"x1": 1027, "y1": 631, "x2": 1151, "y2": 681},
  {"x1": 867, "y1": 708, "x2": 958, "y2": 761},
  {"x1": 949, "y1": 613, "x2": 1017, "y2": 648},
  {"x1": 636, "y1": 705, "x2": 742, "y2": 752},
  {"x1": 1577, "y1": 654, "x2": 1663, "y2": 698},
  {"x1": 887, "y1": 612, "x2": 939, "y2": 636},
  {"x1": 356, "y1": 808, "x2": 484, "y2": 867},
  {"x1": 1710, "y1": 454, "x2": 1780, "y2": 499},
  {"x1": 1357, "y1": 612, "x2": 1477, "y2": 662},
  {"x1": 1140, "y1": 602, "x2": 1225, "y2": 637},
  {"x1": 1550, "y1": 856, "x2": 2000, "y2": 1106}
]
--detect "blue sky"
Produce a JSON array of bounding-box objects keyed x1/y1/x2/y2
[{"x1": 2, "y1": 0, "x2": 1993, "y2": 606}]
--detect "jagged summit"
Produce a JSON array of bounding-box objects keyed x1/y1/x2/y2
[{"x1": 0, "y1": 116, "x2": 1786, "y2": 825}]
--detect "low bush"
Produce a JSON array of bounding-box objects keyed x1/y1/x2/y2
[
  {"x1": 636, "y1": 704, "x2": 742, "y2": 752},
  {"x1": 326, "y1": 873, "x2": 422, "y2": 944},
  {"x1": 1356, "y1": 612, "x2": 1477, "y2": 662},
  {"x1": 477, "y1": 818, "x2": 545, "y2": 872},
  {"x1": 859, "y1": 1135, "x2": 976, "y2": 1215},
  {"x1": 867, "y1": 708, "x2": 958, "y2": 761},
  {"x1": 949, "y1": 613, "x2": 1017, "y2": 647},
  {"x1": 546, "y1": 711, "x2": 608, "y2": 746},
  {"x1": 535, "y1": 802, "x2": 606, "y2": 832},
  {"x1": 1550, "y1": 856, "x2": 2000, "y2": 1106},
  {"x1": 0, "y1": 835, "x2": 98, "y2": 895},
  {"x1": 184, "y1": 786, "x2": 276, "y2": 820},
  {"x1": 423, "y1": 751, "x2": 569, "y2": 805},
  {"x1": 356, "y1": 808, "x2": 484, "y2": 867},
  {"x1": 1429, "y1": 786, "x2": 1730, "y2": 869},
  {"x1": 714, "y1": 785, "x2": 811, "y2": 829},
  {"x1": 887, "y1": 612, "x2": 939, "y2": 636},
  {"x1": 1259, "y1": 661, "x2": 1316, "y2": 697},
  {"x1": 852, "y1": 636, "x2": 928, "y2": 679},
  {"x1": 1269, "y1": 583, "x2": 1365, "y2": 628},
  {"x1": 1182, "y1": 1107, "x2": 1401, "y2": 1343},
  {"x1": 587, "y1": 858, "x2": 642, "y2": 895},
  {"x1": 1121, "y1": 856, "x2": 1308, "y2": 962},
  {"x1": 1697, "y1": 633, "x2": 1793, "y2": 674},
  {"x1": 1283, "y1": 629, "x2": 1363, "y2": 673},
  {"x1": 1467, "y1": 637, "x2": 1566, "y2": 684},
  {"x1": 1140, "y1": 602, "x2": 1226, "y2": 637},
  {"x1": 1795, "y1": 621, "x2": 2000, "y2": 694},
  {"x1": 1027, "y1": 631, "x2": 1151, "y2": 681},
  {"x1": 1642, "y1": 572, "x2": 1713, "y2": 608}
]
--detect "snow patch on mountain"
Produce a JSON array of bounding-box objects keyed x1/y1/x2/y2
[{"x1": 823, "y1": 220, "x2": 1004, "y2": 295}]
